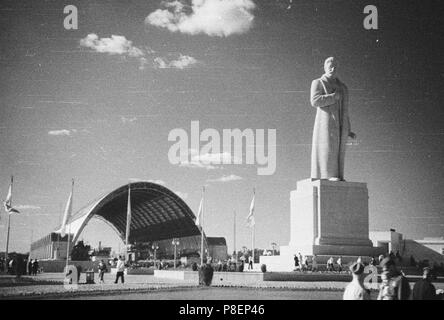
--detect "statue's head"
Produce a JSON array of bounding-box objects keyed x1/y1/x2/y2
[{"x1": 324, "y1": 57, "x2": 338, "y2": 78}]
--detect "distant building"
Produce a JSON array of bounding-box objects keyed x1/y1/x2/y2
[
  {"x1": 415, "y1": 237, "x2": 444, "y2": 255},
  {"x1": 207, "y1": 237, "x2": 228, "y2": 262},
  {"x1": 370, "y1": 230, "x2": 444, "y2": 265},
  {"x1": 90, "y1": 241, "x2": 112, "y2": 262},
  {"x1": 29, "y1": 232, "x2": 72, "y2": 260}
]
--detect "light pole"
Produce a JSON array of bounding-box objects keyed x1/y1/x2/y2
[
  {"x1": 172, "y1": 238, "x2": 180, "y2": 269},
  {"x1": 152, "y1": 243, "x2": 159, "y2": 268}
]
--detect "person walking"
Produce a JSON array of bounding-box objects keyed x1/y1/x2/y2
[
  {"x1": 114, "y1": 256, "x2": 125, "y2": 284},
  {"x1": 377, "y1": 257, "x2": 411, "y2": 300},
  {"x1": 343, "y1": 262, "x2": 371, "y2": 300},
  {"x1": 98, "y1": 260, "x2": 107, "y2": 284}
]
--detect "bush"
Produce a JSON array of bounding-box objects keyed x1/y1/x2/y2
[
  {"x1": 199, "y1": 264, "x2": 214, "y2": 286},
  {"x1": 260, "y1": 264, "x2": 267, "y2": 273},
  {"x1": 191, "y1": 262, "x2": 198, "y2": 271}
]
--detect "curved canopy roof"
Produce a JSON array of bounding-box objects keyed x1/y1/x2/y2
[{"x1": 63, "y1": 181, "x2": 202, "y2": 245}]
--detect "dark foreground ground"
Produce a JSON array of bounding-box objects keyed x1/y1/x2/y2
[
  {"x1": 50, "y1": 286, "x2": 379, "y2": 300},
  {"x1": 1, "y1": 273, "x2": 442, "y2": 300}
]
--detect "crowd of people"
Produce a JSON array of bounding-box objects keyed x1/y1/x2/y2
[
  {"x1": 343, "y1": 256, "x2": 444, "y2": 300},
  {"x1": 0, "y1": 256, "x2": 41, "y2": 277}
]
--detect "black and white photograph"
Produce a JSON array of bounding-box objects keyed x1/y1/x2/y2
[{"x1": 0, "y1": 0, "x2": 443, "y2": 306}]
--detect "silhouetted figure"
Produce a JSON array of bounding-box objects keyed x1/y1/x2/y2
[
  {"x1": 412, "y1": 267, "x2": 442, "y2": 300},
  {"x1": 293, "y1": 255, "x2": 299, "y2": 271},
  {"x1": 28, "y1": 260, "x2": 33, "y2": 275},
  {"x1": 32, "y1": 259, "x2": 39, "y2": 275}
]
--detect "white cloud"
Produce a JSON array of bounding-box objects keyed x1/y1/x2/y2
[
  {"x1": 207, "y1": 174, "x2": 243, "y2": 182},
  {"x1": 48, "y1": 129, "x2": 73, "y2": 136},
  {"x1": 146, "y1": 0, "x2": 256, "y2": 37},
  {"x1": 154, "y1": 54, "x2": 197, "y2": 69},
  {"x1": 80, "y1": 33, "x2": 197, "y2": 71},
  {"x1": 80, "y1": 34, "x2": 144, "y2": 57},
  {"x1": 15, "y1": 205, "x2": 41, "y2": 210},
  {"x1": 80, "y1": 33, "x2": 147, "y2": 69},
  {"x1": 174, "y1": 191, "x2": 189, "y2": 199}
]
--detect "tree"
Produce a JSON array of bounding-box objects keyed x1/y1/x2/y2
[{"x1": 70, "y1": 241, "x2": 91, "y2": 261}]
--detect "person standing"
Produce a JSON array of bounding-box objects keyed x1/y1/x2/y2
[
  {"x1": 28, "y1": 259, "x2": 33, "y2": 275},
  {"x1": 248, "y1": 256, "x2": 253, "y2": 270},
  {"x1": 343, "y1": 262, "x2": 371, "y2": 300},
  {"x1": 114, "y1": 256, "x2": 125, "y2": 284},
  {"x1": 311, "y1": 254, "x2": 318, "y2": 272},
  {"x1": 310, "y1": 57, "x2": 356, "y2": 181},
  {"x1": 327, "y1": 257, "x2": 334, "y2": 272},
  {"x1": 293, "y1": 255, "x2": 300, "y2": 271},
  {"x1": 302, "y1": 255, "x2": 308, "y2": 272},
  {"x1": 412, "y1": 267, "x2": 443, "y2": 300},
  {"x1": 31, "y1": 259, "x2": 38, "y2": 276},
  {"x1": 98, "y1": 260, "x2": 107, "y2": 284},
  {"x1": 337, "y1": 256, "x2": 343, "y2": 273},
  {"x1": 298, "y1": 252, "x2": 303, "y2": 270},
  {"x1": 377, "y1": 257, "x2": 411, "y2": 300}
]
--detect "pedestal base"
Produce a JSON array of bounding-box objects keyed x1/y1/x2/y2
[
  {"x1": 259, "y1": 179, "x2": 385, "y2": 271},
  {"x1": 289, "y1": 179, "x2": 374, "y2": 252}
]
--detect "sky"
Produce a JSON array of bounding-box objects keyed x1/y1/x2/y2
[{"x1": 0, "y1": 0, "x2": 443, "y2": 254}]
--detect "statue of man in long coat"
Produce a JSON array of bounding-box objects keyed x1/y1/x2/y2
[{"x1": 310, "y1": 57, "x2": 356, "y2": 181}]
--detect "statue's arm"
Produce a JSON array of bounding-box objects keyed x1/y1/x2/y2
[{"x1": 310, "y1": 79, "x2": 336, "y2": 108}]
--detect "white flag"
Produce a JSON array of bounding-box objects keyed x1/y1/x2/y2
[
  {"x1": 246, "y1": 192, "x2": 255, "y2": 228},
  {"x1": 195, "y1": 197, "x2": 203, "y2": 227},
  {"x1": 3, "y1": 176, "x2": 19, "y2": 214},
  {"x1": 60, "y1": 181, "x2": 74, "y2": 238}
]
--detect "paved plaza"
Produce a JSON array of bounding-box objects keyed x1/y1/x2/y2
[{"x1": 1, "y1": 272, "x2": 443, "y2": 300}]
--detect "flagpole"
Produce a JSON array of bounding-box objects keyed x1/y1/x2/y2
[
  {"x1": 233, "y1": 210, "x2": 237, "y2": 264},
  {"x1": 251, "y1": 188, "x2": 255, "y2": 269},
  {"x1": 65, "y1": 179, "x2": 74, "y2": 269},
  {"x1": 5, "y1": 212, "x2": 11, "y2": 265},
  {"x1": 252, "y1": 223, "x2": 255, "y2": 268},
  {"x1": 200, "y1": 186, "x2": 205, "y2": 266},
  {"x1": 4, "y1": 176, "x2": 13, "y2": 265},
  {"x1": 125, "y1": 182, "x2": 131, "y2": 263}
]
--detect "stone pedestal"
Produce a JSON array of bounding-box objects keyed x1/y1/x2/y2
[
  {"x1": 287, "y1": 179, "x2": 374, "y2": 255},
  {"x1": 260, "y1": 179, "x2": 382, "y2": 271}
]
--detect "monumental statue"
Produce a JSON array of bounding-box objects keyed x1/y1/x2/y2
[
  {"x1": 258, "y1": 58, "x2": 383, "y2": 271},
  {"x1": 310, "y1": 57, "x2": 356, "y2": 181}
]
